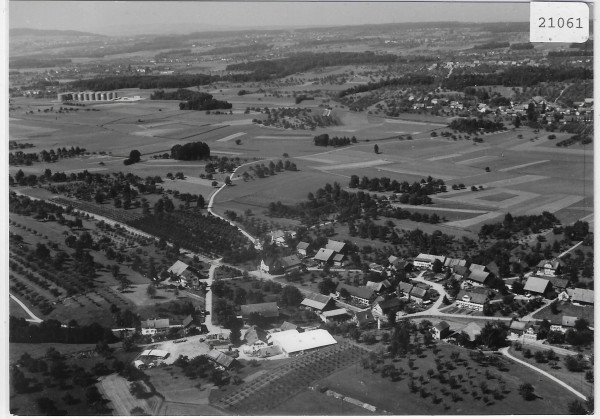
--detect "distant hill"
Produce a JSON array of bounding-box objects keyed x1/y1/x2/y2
[{"x1": 10, "y1": 28, "x2": 104, "y2": 37}]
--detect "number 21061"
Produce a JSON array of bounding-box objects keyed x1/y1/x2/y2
[{"x1": 539, "y1": 17, "x2": 584, "y2": 28}]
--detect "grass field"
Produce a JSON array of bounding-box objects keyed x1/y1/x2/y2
[
  {"x1": 314, "y1": 341, "x2": 578, "y2": 415},
  {"x1": 532, "y1": 301, "x2": 594, "y2": 327},
  {"x1": 98, "y1": 373, "x2": 163, "y2": 416}
]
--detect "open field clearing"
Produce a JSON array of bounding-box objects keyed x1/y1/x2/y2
[
  {"x1": 98, "y1": 373, "x2": 163, "y2": 416},
  {"x1": 315, "y1": 342, "x2": 576, "y2": 415},
  {"x1": 498, "y1": 160, "x2": 550, "y2": 172}
]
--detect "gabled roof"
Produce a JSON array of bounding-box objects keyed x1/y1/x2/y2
[
  {"x1": 339, "y1": 284, "x2": 376, "y2": 300},
  {"x1": 332, "y1": 253, "x2": 345, "y2": 262},
  {"x1": 281, "y1": 255, "x2": 302, "y2": 268},
  {"x1": 548, "y1": 276, "x2": 570, "y2": 289},
  {"x1": 314, "y1": 248, "x2": 335, "y2": 262},
  {"x1": 280, "y1": 321, "x2": 300, "y2": 331},
  {"x1": 434, "y1": 321, "x2": 450, "y2": 331},
  {"x1": 270, "y1": 329, "x2": 337, "y2": 354},
  {"x1": 167, "y1": 260, "x2": 189, "y2": 276},
  {"x1": 536, "y1": 259, "x2": 565, "y2": 269},
  {"x1": 354, "y1": 309, "x2": 375, "y2": 325},
  {"x1": 468, "y1": 270, "x2": 490, "y2": 283},
  {"x1": 296, "y1": 241, "x2": 310, "y2": 250},
  {"x1": 240, "y1": 302, "x2": 279, "y2": 319},
  {"x1": 244, "y1": 325, "x2": 269, "y2": 345},
  {"x1": 469, "y1": 263, "x2": 486, "y2": 272},
  {"x1": 444, "y1": 258, "x2": 467, "y2": 268},
  {"x1": 301, "y1": 293, "x2": 333, "y2": 311},
  {"x1": 366, "y1": 281, "x2": 385, "y2": 292},
  {"x1": 258, "y1": 345, "x2": 282, "y2": 357},
  {"x1": 461, "y1": 322, "x2": 482, "y2": 341},
  {"x1": 572, "y1": 288, "x2": 594, "y2": 304},
  {"x1": 321, "y1": 308, "x2": 349, "y2": 318},
  {"x1": 562, "y1": 316, "x2": 579, "y2": 327},
  {"x1": 457, "y1": 289, "x2": 488, "y2": 305},
  {"x1": 453, "y1": 265, "x2": 470, "y2": 276},
  {"x1": 207, "y1": 350, "x2": 235, "y2": 368},
  {"x1": 411, "y1": 287, "x2": 429, "y2": 299},
  {"x1": 141, "y1": 318, "x2": 170, "y2": 329},
  {"x1": 182, "y1": 314, "x2": 204, "y2": 328},
  {"x1": 325, "y1": 239, "x2": 346, "y2": 253},
  {"x1": 398, "y1": 282, "x2": 413, "y2": 294},
  {"x1": 388, "y1": 255, "x2": 400, "y2": 264},
  {"x1": 523, "y1": 276, "x2": 550, "y2": 294},
  {"x1": 415, "y1": 253, "x2": 445, "y2": 263}
]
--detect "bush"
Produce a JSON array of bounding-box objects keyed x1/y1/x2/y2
[{"x1": 518, "y1": 383, "x2": 536, "y2": 401}]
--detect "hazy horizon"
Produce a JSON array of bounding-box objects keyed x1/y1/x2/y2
[{"x1": 10, "y1": 1, "x2": 530, "y2": 36}]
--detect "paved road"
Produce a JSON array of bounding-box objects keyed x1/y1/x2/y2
[
  {"x1": 499, "y1": 347, "x2": 587, "y2": 400},
  {"x1": 10, "y1": 293, "x2": 43, "y2": 323}
]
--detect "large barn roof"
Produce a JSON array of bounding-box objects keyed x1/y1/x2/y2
[{"x1": 270, "y1": 329, "x2": 336, "y2": 354}]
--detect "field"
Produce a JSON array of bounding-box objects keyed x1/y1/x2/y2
[
  {"x1": 532, "y1": 301, "x2": 594, "y2": 327},
  {"x1": 97, "y1": 373, "x2": 163, "y2": 416},
  {"x1": 304, "y1": 341, "x2": 578, "y2": 415}
]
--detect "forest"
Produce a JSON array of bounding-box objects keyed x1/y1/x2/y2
[
  {"x1": 170, "y1": 141, "x2": 211, "y2": 160},
  {"x1": 338, "y1": 74, "x2": 435, "y2": 98}
]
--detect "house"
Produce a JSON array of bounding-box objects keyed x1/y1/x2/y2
[
  {"x1": 444, "y1": 258, "x2": 467, "y2": 270},
  {"x1": 413, "y1": 253, "x2": 446, "y2": 269},
  {"x1": 523, "y1": 276, "x2": 551, "y2": 296},
  {"x1": 281, "y1": 255, "x2": 302, "y2": 271},
  {"x1": 182, "y1": 314, "x2": 206, "y2": 332},
  {"x1": 338, "y1": 285, "x2": 377, "y2": 306},
  {"x1": 244, "y1": 325, "x2": 269, "y2": 346},
  {"x1": 557, "y1": 290, "x2": 571, "y2": 302},
  {"x1": 409, "y1": 286, "x2": 430, "y2": 304},
  {"x1": 388, "y1": 256, "x2": 413, "y2": 272},
  {"x1": 469, "y1": 263, "x2": 487, "y2": 272},
  {"x1": 547, "y1": 276, "x2": 570, "y2": 291},
  {"x1": 269, "y1": 329, "x2": 337, "y2": 357},
  {"x1": 536, "y1": 259, "x2": 565, "y2": 277},
  {"x1": 296, "y1": 241, "x2": 310, "y2": 257},
  {"x1": 453, "y1": 265, "x2": 470, "y2": 279},
  {"x1": 562, "y1": 315, "x2": 579, "y2": 328},
  {"x1": 280, "y1": 321, "x2": 302, "y2": 332},
  {"x1": 456, "y1": 290, "x2": 488, "y2": 311},
  {"x1": 353, "y1": 309, "x2": 375, "y2": 328},
  {"x1": 269, "y1": 229, "x2": 295, "y2": 246},
  {"x1": 368, "y1": 262, "x2": 385, "y2": 273},
  {"x1": 466, "y1": 270, "x2": 491, "y2": 287},
  {"x1": 332, "y1": 253, "x2": 346, "y2": 267},
  {"x1": 300, "y1": 293, "x2": 335, "y2": 312},
  {"x1": 372, "y1": 297, "x2": 403, "y2": 318},
  {"x1": 314, "y1": 248, "x2": 335, "y2": 264},
  {"x1": 260, "y1": 257, "x2": 283, "y2": 274},
  {"x1": 320, "y1": 308, "x2": 350, "y2": 323},
  {"x1": 460, "y1": 322, "x2": 482, "y2": 341},
  {"x1": 167, "y1": 260, "x2": 197, "y2": 285},
  {"x1": 325, "y1": 239, "x2": 346, "y2": 254},
  {"x1": 509, "y1": 321, "x2": 537, "y2": 340},
  {"x1": 206, "y1": 349, "x2": 235, "y2": 369},
  {"x1": 571, "y1": 288, "x2": 594, "y2": 305},
  {"x1": 366, "y1": 280, "x2": 391, "y2": 293},
  {"x1": 431, "y1": 321, "x2": 451, "y2": 340},
  {"x1": 240, "y1": 302, "x2": 279, "y2": 323},
  {"x1": 141, "y1": 318, "x2": 171, "y2": 335},
  {"x1": 397, "y1": 281, "x2": 414, "y2": 298}
]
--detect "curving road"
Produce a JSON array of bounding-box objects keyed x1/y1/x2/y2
[{"x1": 499, "y1": 347, "x2": 587, "y2": 400}]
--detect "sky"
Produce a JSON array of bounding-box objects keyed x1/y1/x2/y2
[{"x1": 9, "y1": 1, "x2": 531, "y2": 36}]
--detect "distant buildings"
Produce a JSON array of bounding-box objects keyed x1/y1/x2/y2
[{"x1": 58, "y1": 91, "x2": 120, "y2": 102}]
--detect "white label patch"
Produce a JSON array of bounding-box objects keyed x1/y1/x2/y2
[{"x1": 530, "y1": 2, "x2": 590, "y2": 43}]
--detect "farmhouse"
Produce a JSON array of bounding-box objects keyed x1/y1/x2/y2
[
  {"x1": 453, "y1": 265, "x2": 470, "y2": 280},
  {"x1": 372, "y1": 297, "x2": 403, "y2": 318},
  {"x1": 338, "y1": 284, "x2": 376, "y2": 305},
  {"x1": 431, "y1": 321, "x2": 451, "y2": 340},
  {"x1": 353, "y1": 309, "x2": 375, "y2": 328},
  {"x1": 301, "y1": 293, "x2": 335, "y2": 312},
  {"x1": 325, "y1": 239, "x2": 346, "y2": 254},
  {"x1": 320, "y1": 308, "x2": 351, "y2": 322},
  {"x1": 397, "y1": 281, "x2": 413, "y2": 298},
  {"x1": 269, "y1": 329, "x2": 337, "y2": 357},
  {"x1": 314, "y1": 248, "x2": 335, "y2": 264},
  {"x1": 167, "y1": 260, "x2": 197, "y2": 285},
  {"x1": 571, "y1": 288, "x2": 594, "y2": 305},
  {"x1": 536, "y1": 259, "x2": 565, "y2": 277},
  {"x1": 244, "y1": 325, "x2": 269, "y2": 346},
  {"x1": 388, "y1": 257, "x2": 413, "y2": 272},
  {"x1": 260, "y1": 257, "x2": 283, "y2": 274},
  {"x1": 469, "y1": 263, "x2": 487, "y2": 272},
  {"x1": 413, "y1": 253, "x2": 446, "y2": 269},
  {"x1": 523, "y1": 276, "x2": 551, "y2": 296},
  {"x1": 466, "y1": 270, "x2": 491, "y2": 287},
  {"x1": 366, "y1": 280, "x2": 391, "y2": 293},
  {"x1": 409, "y1": 286, "x2": 430, "y2": 304},
  {"x1": 206, "y1": 349, "x2": 235, "y2": 369},
  {"x1": 444, "y1": 258, "x2": 467, "y2": 269},
  {"x1": 456, "y1": 289, "x2": 488, "y2": 311},
  {"x1": 141, "y1": 318, "x2": 171, "y2": 335},
  {"x1": 281, "y1": 255, "x2": 302, "y2": 271},
  {"x1": 240, "y1": 302, "x2": 279, "y2": 323},
  {"x1": 332, "y1": 253, "x2": 346, "y2": 267},
  {"x1": 296, "y1": 241, "x2": 310, "y2": 257},
  {"x1": 182, "y1": 314, "x2": 206, "y2": 331},
  {"x1": 509, "y1": 321, "x2": 538, "y2": 341},
  {"x1": 546, "y1": 276, "x2": 570, "y2": 291}
]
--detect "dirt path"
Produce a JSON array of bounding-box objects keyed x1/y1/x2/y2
[{"x1": 9, "y1": 293, "x2": 42, "y2": 323}]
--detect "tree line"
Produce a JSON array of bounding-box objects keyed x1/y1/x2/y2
[
  {"x1": 338, "y1": 74, "x2": 435, "y2": 98},
  {"x1": 350, "y1": 175, "x2": 446, "y2": 196},
  {"x1": 10, "y1": 317, "x2": 118, "y2": 344},
  {"x1": 479, "y1": 212, "x2": 559, "y2": 239},
  {"x1": 313, "y1": 134, "x2": 357, "y2": 147},
  {"x1": 448, "y1": 118, "x2": 505, "y2": 133},
  {"x1": 171, "y1": 141, "x2": 211, "y2": 160}
]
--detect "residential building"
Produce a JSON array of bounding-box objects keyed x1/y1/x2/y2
[
  {"x1": 444, "y1": 258, "x2": 467, "y2": 270},
  {"x1": 397, "y1": 281, "x2": 413, "y2": 298},
  {"x1": 260, "y1": 257, "x2": 283, "y2": 274},
  {"x1": 466, "y1": 270, "x2": 491, "y2": 287},
  {"x1": 332, "y1": 253, "x2": 346, "y2": 267},
  {"x1": 410, "y1": 286, "x2": 430, "y2": 304},
  {"x1": 536, "y1": 259, "x2": 565, "y2": 277},
  {"x1": 244, "y1": 325, "x2": 269, "y2": 346},
  {"x1": 320, "y1": 308, "x2": 350, "y2": 323},
  {"x1": 337, "y1": 284, "x2": 377, "y2": 306},
  {"x1": 431, "y1": 321, "x2": 451, "y2": 340},
  {"x1": 372, "y1": 297, "x2": 403, "y2": 318},
  {"x1": 456, "y1": 290, "x2": 488, "y2": 311},
  {"x1": 325, "y1": 239, "x2": 346, "y2": 254},
  {"x1": 281, "y1": 255, "x2": 302, "y2": 271},
  {"x1": 300, "y1": 293, "x2": 335, "y2": 312},
  {"x1": 206, "y1": 349, "x2": 235, "y2": 369},
  {"x1": 547, "y1": 276, "x2": 570, "y2": 291},
  {"x1": 571, "y1": 288, "x2": 594, "y2": 305},
  {"x1": 366, "y1": 280, "x2": 391, "y2": 294},
  {"x1": 523, "y1": 276, "x2": 551, "y2": 296},
  {"x1": 296, "y1": 241, "x2": 310, "y2": 257},
  {"x1": 413, "y1": 253, "x2": 446, "y2": 269},
  {"x1": 314, "y1": 248, "x2": 335, "y2": 264}
]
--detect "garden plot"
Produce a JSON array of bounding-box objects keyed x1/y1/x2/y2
[{"x1": 448, "y1": 188, "x2": 539, "y2": 210}]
